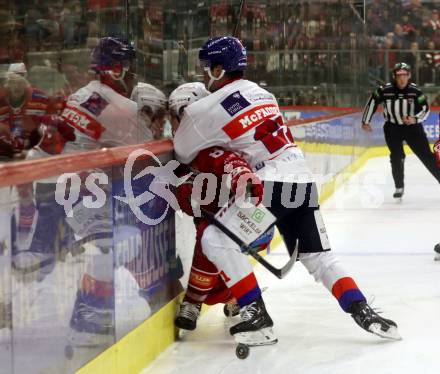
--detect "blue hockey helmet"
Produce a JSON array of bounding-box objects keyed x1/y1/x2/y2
[
  {"x1": 199, "y1": 36, "x2": 247, "y2": 72},
  {"x1": 90, "y1": 37, "x2": 136, "y2": 73}
]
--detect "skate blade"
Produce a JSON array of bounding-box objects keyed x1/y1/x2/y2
[
  {"x1": 369, "y1": 324, "x2": 402, "y2": 341},
  {"x1": 177, "y1": 328, "x2": 191, "y2": 340},
  {"x1": 234, "y1": 327, "x2": 278, "y2": 346},
  {"x1": 434, "y1": 255, "x2": 440, "y2": 261}
]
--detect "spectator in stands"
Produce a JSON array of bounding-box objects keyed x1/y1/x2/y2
[
  {"x1": 401, "y1": 12, "x2": 416, "y2": 40},
  {"x1": 0, "y1": 72, "x2": 57, "y2": 159},
  {"x1": 431, "y1": 93, "x2": 440, "y2": 106},
  {"x1": 420, "y1": 40, "x2": 440, "y2": 84},
  {"x1": 427, "y1": 9, "x2": 440, "y2": 35}
]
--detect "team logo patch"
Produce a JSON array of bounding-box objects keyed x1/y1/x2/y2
[
  {"x1": 220, "y1": 91, "x2": 251, "y2": 116},
  {"x1": 251, "y1": 209, "x2": 265, "y2": 223},
  {"x1": 80, "y1": 92, "x2": 109, "y2": 116}
]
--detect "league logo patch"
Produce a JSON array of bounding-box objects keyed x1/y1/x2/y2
[
  {"x1": 221, "y1": 91, "x2": 251, "y2": 116},
  {"x1": 80, "y1": 92, "x2": 109, "y2": 116}
]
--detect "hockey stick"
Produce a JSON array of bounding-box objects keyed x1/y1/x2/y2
[
  {"x1": 233, "y1": 0, "x2": 246, "y2": 37},
  {"x1": 201, "y1": 209, "x2": 297, "y2": 279}
]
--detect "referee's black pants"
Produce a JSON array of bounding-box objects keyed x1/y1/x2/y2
[{"x1": 383, "y1": 122, "x2": 440, "y2": 188}]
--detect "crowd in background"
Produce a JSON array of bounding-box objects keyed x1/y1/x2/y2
[{"x1": 1, "y1": 0, "x2": 440, "y2": 160}]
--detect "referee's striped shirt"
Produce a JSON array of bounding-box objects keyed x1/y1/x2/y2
[{"x1": 362, "y1": 82, "x2": 430, "y2": 125}]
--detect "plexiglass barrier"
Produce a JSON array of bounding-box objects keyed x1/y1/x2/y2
[
  {"x1": 1, "y1": 108, "x2": 438, "y2": 373},
  {"x1": 0, "y1": 145, "x2": 193, "y2": 374}
]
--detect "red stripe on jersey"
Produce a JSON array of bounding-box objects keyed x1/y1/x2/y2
[
  {"x1": 61, "y1": 104, "x2": 105, "y2": 140},
  {"x1": 222, "y1": 104, "x2": 281, "y2": 140}
]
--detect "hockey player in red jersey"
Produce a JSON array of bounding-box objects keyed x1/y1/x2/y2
[
  {"x1": 170, "y1": 83, "x2": 275, "y2": 337},
  {"x1": 0, "y1": 71, "x2": 63, "y2": 159},
  {"x1": 174, "y1": 36, "x2": 401, "y2": 341}
]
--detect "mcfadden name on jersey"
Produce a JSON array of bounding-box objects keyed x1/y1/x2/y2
[{"x1": 174, "y1": 79, "x2": 313, "y2": 183}]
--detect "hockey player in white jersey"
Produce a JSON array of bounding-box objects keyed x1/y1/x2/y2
[
  {"x1": 9, "y1": 37, "x2": 153, "y2": 352},
  {"x1": 131, "y1": 82, "x2": 167, "y2": 140},
  {"x1": 174, "y1": 36, "x2": 401, "y2": 341},
  {"x1": 62, "y1": 37, "x2": 156, "y2": 350},
  {"x1": 171, "y1": 82, "x2": 279, "y2": 347},
  {"x1": 61, "y1": 38, "x2": 149, "y2": 152},
  {"x1": 170, "y1": 83, "x2": 276, "y2": 338}
]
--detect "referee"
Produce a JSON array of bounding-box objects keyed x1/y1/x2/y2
[{"x1": 361, "y1": 62, "x2": 440, "y2": 199}]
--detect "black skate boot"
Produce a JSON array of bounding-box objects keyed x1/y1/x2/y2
[
  {"x1": 230, "y1": 297, "x2": 277, "y2": 346},
  {"x1": 393, "y1": 188, "x2": 404, "y2": 199},
  {"x1": 434, "y1": 243, "x2": 440, "y2": 261},
  {"x1": 64, "y1": 290, "x2": 115, "y2": 359},
  {"x1": 175, "y1": 302, "x2": 201, "y2": 331},
  {"x1": 349, "y1": 301, "x2": 401, "y2": 340},
  {"x1": 223, "y1": 303, "x2": 240, "y2": 317}
]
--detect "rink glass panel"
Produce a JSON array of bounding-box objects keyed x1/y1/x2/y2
[{"x1": 0, "y1": 150, "x2": 179, "y2": 374}]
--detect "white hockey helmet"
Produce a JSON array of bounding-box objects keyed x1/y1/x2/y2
[
  {"x1": 131, "y1": 82, "x2": 167, "y2": 116},
  {"x1": 168, "y1": 82, "x2": 209, "y2": 119}
]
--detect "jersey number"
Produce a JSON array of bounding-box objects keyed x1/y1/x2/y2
[{"x1": 254, "y1": 117, "x2": 294, "y2": 154}]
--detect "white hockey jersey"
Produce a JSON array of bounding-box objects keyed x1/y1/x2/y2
[
  {"x1": 61, "y1": 80, "x2": 150, "y2": 153},
  {"x1": 174, "y1": 79, "x2": 313, "y2": 182}
]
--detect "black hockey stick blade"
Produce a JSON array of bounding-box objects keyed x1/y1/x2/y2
[
  {"x1": 246, "y1": 245, "x2": 297, "y2": 279},
  {"x1": 201, "y1": 209, "x2": 296, "y2": 279}
]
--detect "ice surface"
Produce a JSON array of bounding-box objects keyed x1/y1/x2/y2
[{"x1": 143, "y1": 155, "x2": 440, "y2": 374}]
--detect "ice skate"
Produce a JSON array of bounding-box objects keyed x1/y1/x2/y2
[
  {"x1": 230, "y1": 297, "x2": 277, "y2": 346},
  {"x1": 393, "y1": 188, "x2": 404, "y2": 201},
  {"x1": 434, "y1": 243, "x2": 440, "y2": 261},
  {"x1": 65, "y1": 291, "x2": 114, "y2": 359},
  {"x1": 175, "y1": 301, "x2": 201, "y2": 331},
  {"x1": 350, "y1": 301, "x2": 401, "y2": 340},
  {"x1": 12, "y1": 250, "x2": 56, "y2": 283}
]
